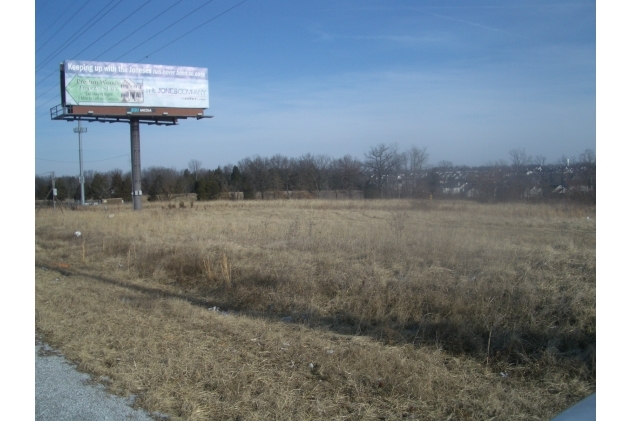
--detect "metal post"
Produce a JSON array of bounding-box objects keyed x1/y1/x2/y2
[
  {"x1": 130, "y1": 118, "x2": 142, "y2": 210},
  {"x1": 74, "y1": 121, "x2": 87, "y2": 205},
  {"x1": 51, "y1": 172, "x2": 56, "y2": 212}
]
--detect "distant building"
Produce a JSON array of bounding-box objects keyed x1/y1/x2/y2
[{"x1": 120, "y1": 79, "x2": 143, "y2": 103}]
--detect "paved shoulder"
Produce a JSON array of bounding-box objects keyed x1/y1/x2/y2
[
  {"x1": 550, "y1": 393, "x2": 596, "y2": 421},
  {"x1": 35, "y1": 341, "x2": 159, "y2": 421}
]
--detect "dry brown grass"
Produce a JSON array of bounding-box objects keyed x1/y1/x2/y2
[{"x1": 35, "y1": 199, "x2": 595, "y2": 420}]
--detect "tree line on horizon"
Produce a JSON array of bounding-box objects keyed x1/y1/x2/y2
[{"x1": 35, "y1": 145, "x2": 596, "y2": 204}]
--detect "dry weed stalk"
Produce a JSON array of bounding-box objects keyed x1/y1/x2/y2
[
  {"x1": 202, "y1": 256, "x2": 213, "y2": 281},
  {"x1": 221, "y1": 252, "x2": 231, "y2": 286}
]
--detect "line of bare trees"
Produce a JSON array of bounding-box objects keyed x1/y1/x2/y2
[{"x1": 35, "y1": 145, "x2": 594, "y2": 203}]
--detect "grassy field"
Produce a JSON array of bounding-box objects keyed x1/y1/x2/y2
[{"x1": 35, "y1": 199, "x2": 596, "y2": 420}]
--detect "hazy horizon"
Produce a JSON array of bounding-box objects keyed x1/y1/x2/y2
[{"x1": 35, "y1": 0, "x2": 595, "y2": 177}]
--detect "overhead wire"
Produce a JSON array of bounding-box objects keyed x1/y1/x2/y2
[
  {"x1": 37, "y1": 0, "x2": 123, "y2": 72},
  {"x1": 36, "y1": 0, "x2": 91, "y2": 53},
  {"x1": 36, "y1": 0, "x2": 80, "y2": 40},
  {"x1": 36, "y1": 97, "x2": 64, "y2": 118},
  {"x1": 35, "y1": 0, "x2": 125, "y2": 109},
  {"x1": 36, "y1": 0, "x2": 251, "y2": 173},
  {"x1": 137, "y1": 0, "x2": 250, "y2": 63},
  {"x1": 35, "y1": 0, "x2": 156, "y2": 90},
  {"x1": 37, "y1": 0, "x2": 122, "y2": 71},
  {"x1": 36, "y1": 0, "x2": 250, "y2": 116},
  {"x1": 35, "y1": 0, "x2": 185, "y2": 106},
  {"x1": 36, "y1": 0, "x2": 201, "y2": 108},
  {"x1": 111, "y1": 0, "x2": 217, "y2": 63},
  {"x1": 35, "y1": 0, "x2": 53, "y2": 17},
  {"x1": 90, "y1": 0, "x2": 184, "y2": 62},
  {"x1": 36, "y1": 154, "x2": 130, "y2": 163}
]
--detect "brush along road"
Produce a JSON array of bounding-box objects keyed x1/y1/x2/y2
[{"x1": 35, "y1": 341, "x2": 163, "y2": 421}]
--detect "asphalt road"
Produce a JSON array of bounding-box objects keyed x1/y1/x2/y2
[{"x1": 35, "y1": 340, "x2": 166, "y2": 421}]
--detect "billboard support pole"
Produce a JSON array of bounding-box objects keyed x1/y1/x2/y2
[{"x1": 130, "y1": 118, "x2": 142, "y2": 210}]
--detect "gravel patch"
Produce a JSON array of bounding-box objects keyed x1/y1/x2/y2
[{"x1": 35, "y1": 340, "x2": 162, "y2": 421}]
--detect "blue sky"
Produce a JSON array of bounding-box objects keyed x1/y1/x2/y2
[{"x1": 34, "y1": 0, "x2": 596, "y2": 176}]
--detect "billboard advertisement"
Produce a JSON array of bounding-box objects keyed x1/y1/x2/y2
[{"x1": 63, "y1": 60, "x2": 209, "y2": 109}]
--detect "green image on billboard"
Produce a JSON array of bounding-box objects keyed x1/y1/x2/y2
[{"x1": 65, "y1": 75, "x2": 144, "y2": 104}]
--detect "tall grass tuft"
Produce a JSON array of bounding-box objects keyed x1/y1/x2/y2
[{"x1": 202, "y1": 256, "x2": 213, "y2": 281}]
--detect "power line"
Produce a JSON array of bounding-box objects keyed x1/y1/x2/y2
[
  {"x1": 35, "y1": 0, "x2": 185, "y2": 104},
  {"x1": 35, "y1": 0, "x2": 250, "y2": 115},
  {"x1": 112, "y1": 0, "x2": 217, "y2": 62},
  {"x1": 138, "y1": 0, "x2": 250, "y2": 63},
  {"x1": 36, "y1": 154, "x2": 130, "y2": 163},
  {"x1": 36, "y1": 0, "x2": 80, "y2": 40},
  {"x1": 35, "y1": 0, "x2": 156, "y2": 89},
  {"x1": 91, "y1": 0, "x2": 185, "y2": 63},
  {"x1": 35, "y1": 77, "x2": 64, "y2": 100},
  {"x1": 37, "y1": 0, "x2": 121, "y2": 71},
  {"x1": 35, "y1": 96, "x2": 61, "y2": 118},
  {"x1": 37, "y1": 0, "x2": 123, "y2": 72},
  {"x1": 35, "y1": 0, "x2": 53, "y2": 17},
  {"x1": 36, "y1": 0, "x2": 92, "y2": 54},
  {"x1": 70, "y1": 0, "x2": 155, "y2": 63}
]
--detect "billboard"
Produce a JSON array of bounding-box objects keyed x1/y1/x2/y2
[{"x1": 63, "y1": 60, "x2": 209, "y2": 109}]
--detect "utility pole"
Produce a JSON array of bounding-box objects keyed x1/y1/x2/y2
[
  {"x1": 51, "y1": 172, "x2": 56, "y2": 212},
  {"x1": 74, "y1": 121, "x2": 87, "y2": 205}
]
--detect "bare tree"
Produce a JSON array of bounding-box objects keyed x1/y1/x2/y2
[
  {"x1": 556, "y1": 154, "x2": 573, "y2": 167},
  {"x1": 269, "y1": 154, "x2": 293, "y2": 198},
  {"x1": 407, "y1": 146, "x2": 429, "y2": 174},
  {"x1": 363, "y1": 143, "x2": 402, "y2": 198},
  {"x1": 239, "y1": 156, "x2": 271, "y2": 199},
  {"x1": 436, "y1": 160, "x2": 453, "y2": 171},
  {"x1": 579, "y1": 149, "x2": 595, "y2": 165},
  {"x1": 297, "y1": 153, "x2": 331, "y2": 198},
  {"x1": 533, "y1": 155, "x2": 547, "y2": 167},
  {"x1": 142, "y1": 167, "x2": 184, "y2": 201},
  {"x1": 331, "y1": 155, "x2": 363, "y2": 198},
  {"x1": 188, "y1": 159, "x2": 203, "y2": 181},
  {"x1": 508, "y1": 148, "x2": 531, "y2": 168},
  {"x1": 400, "y1": 147, "x2": 429, "y2": 198}
]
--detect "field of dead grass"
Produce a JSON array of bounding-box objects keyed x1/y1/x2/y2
[{"x1": 35, "y1": 199, "x2": 595, "y2": 420}]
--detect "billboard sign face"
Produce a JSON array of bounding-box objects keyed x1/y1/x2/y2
[{"x1": 63, "y1": 60, "x2": 209, "y2": 109}]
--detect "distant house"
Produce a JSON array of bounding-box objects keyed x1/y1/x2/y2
[
  {"x1": 120, "y1": 79, "x2": 143, "y2": 103},
  {"x1": 442, "y1": 183, "x2": 467, "y2": 195},
  {"x1": 552, "y1": 185, "x2": 567, "y2": 194},
  {"x1": 465, "y1": 187, "x2": 479, "y2": 198},
  {"x1": 570, "y1": 185, "x2": 593, "y2": 193},
  {"x1": 524, "y1": 187, "x2": 543, "y2": 198}
]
